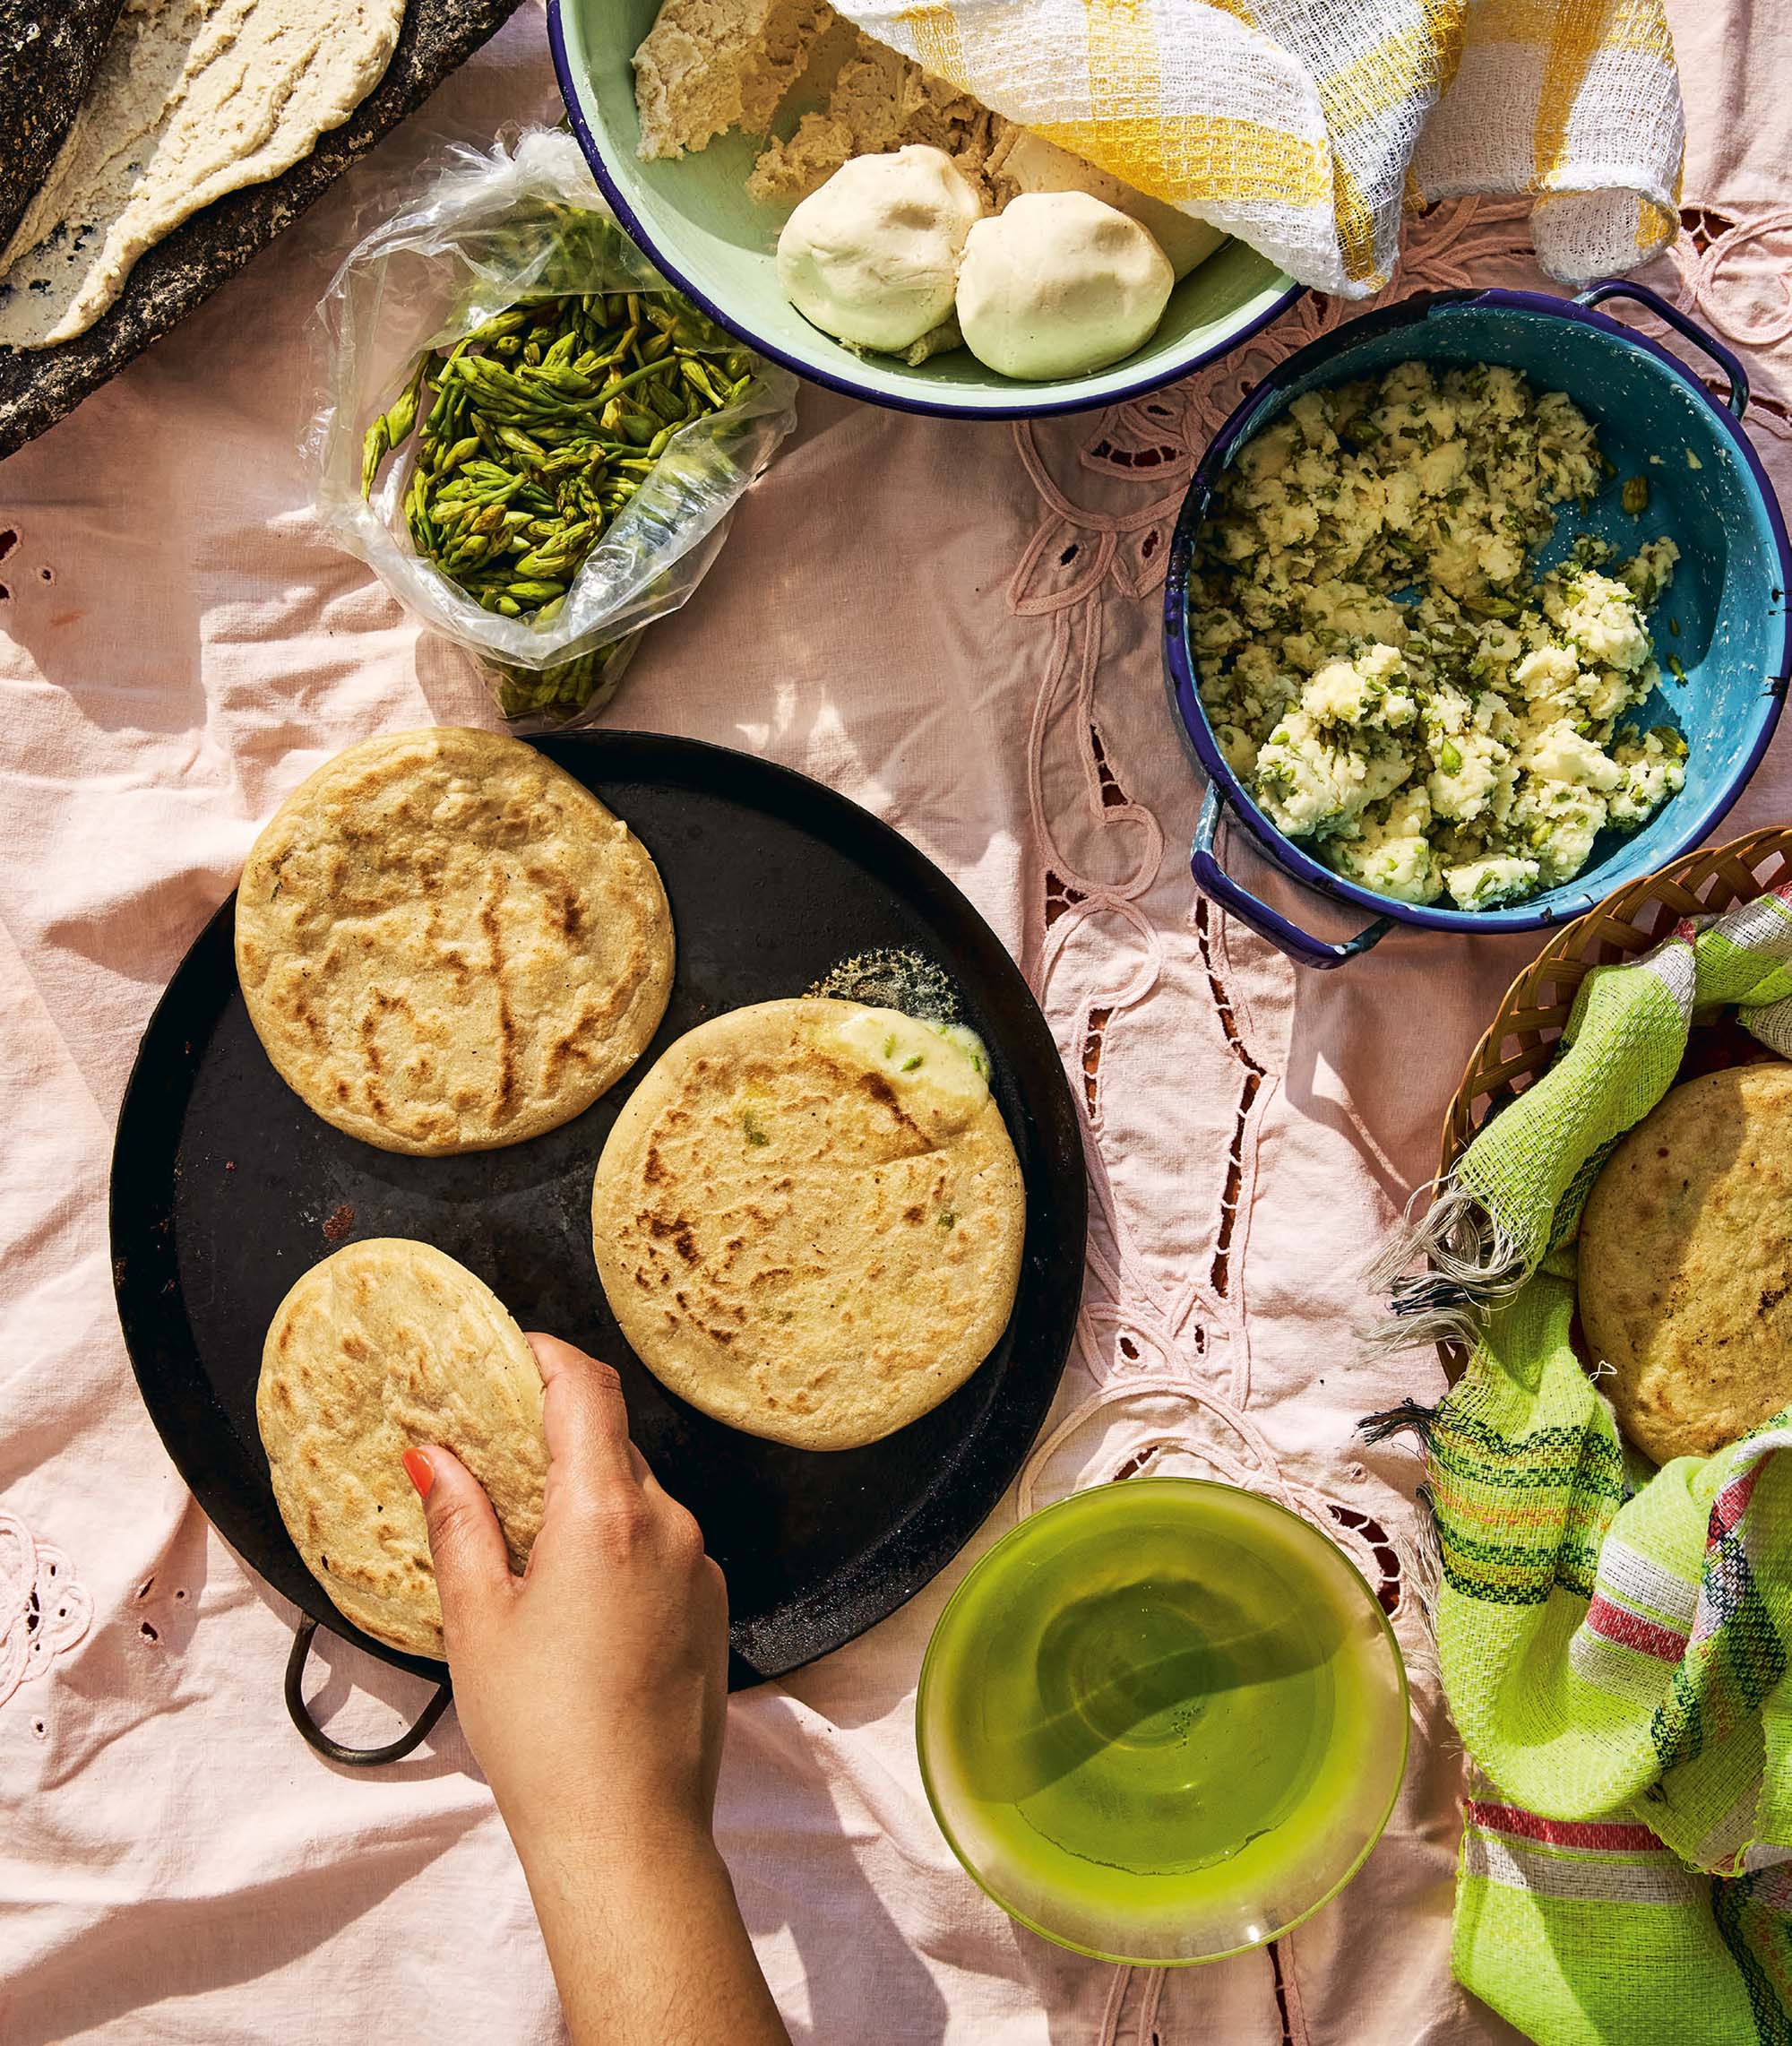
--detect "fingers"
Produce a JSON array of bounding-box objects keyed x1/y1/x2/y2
[
  {"x1": 525, "y1": 1333, "x2": 648, "y2": 1495},
  {"x1": 404, "y1": 1445, "x2": 513, "y2": 1641}
]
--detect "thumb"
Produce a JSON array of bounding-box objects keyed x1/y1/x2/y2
[{"x1": 403, "y1": 1445, "x2": 512, "y2": 1642}]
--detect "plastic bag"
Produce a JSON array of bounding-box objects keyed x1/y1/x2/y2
[{"x1": 305, "y1": 130, "x2": 799, "y2": 727}]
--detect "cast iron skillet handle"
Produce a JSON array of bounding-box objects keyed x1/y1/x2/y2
[
  {"x1": 1575, "y1": 279, "x2": 1750, "y2": 419},
  {"x1": 1190, "y1": 785, "x2": 1394, "y2": 970},
  {"x1": 284, "y1": 1616, "x2": 453, "y2": 1766}
]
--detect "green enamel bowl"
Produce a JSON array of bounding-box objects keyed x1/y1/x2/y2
[{"x1": 548, "y1": 0, "x2": 1301, "y2": 418}]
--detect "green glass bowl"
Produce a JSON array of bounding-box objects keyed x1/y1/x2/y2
[
  {"x1": 548, "y1": 0, "x2": 1300, "y2": 419},
  {"x1": 916, "y1": 1478, "x2": 1409, "y2": 1964}
]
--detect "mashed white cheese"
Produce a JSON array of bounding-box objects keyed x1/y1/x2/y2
[{"x1": 1189, "y1": 361, "x2": 1684, "y2": 911}]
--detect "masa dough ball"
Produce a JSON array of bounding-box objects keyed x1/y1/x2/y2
[
  {"x1": 776, "y1": 143, "x2": 982, "y2": 352},
  {"x1": 956, "y1": 190, "x2": 1174, "y2": 380},
  {"x1": 988, "y1": 129, "x2": 1224, "y2": 281}
]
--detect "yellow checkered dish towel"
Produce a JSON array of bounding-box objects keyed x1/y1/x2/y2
[{"x1": 832, "y1": 0, "x2": 1684, "y2": 295}]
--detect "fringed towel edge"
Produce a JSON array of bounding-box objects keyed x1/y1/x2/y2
[
  {"x1": 1358, "y1": 1396, "x2": 1441, "y2": 1446},
  {"x1": 1358, "y1": 1175, "x2": 1529, "y2": 1352}
]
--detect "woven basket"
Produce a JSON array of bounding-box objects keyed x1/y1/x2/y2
[{"x1": 1438, "y1": 827, "x2": 1792, "y2": 1181}]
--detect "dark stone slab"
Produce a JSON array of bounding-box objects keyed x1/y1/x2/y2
[
  {"x1": 0, "y1": 0, "x2": 529, "y2": 462},
  {"x1": 0, "y1": 1, "x2": 125, "y2": 253}
]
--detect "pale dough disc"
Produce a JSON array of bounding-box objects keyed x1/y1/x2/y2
[
  {"x1": 591, "y1": 997, "x2": 1025, "y2": 1451},
  {"x1": 236, "y1": 728, "x2": 674, "y2": 1156},
  {"x1": 0, "y1": 0, "x2": 405, "y2": 349}
]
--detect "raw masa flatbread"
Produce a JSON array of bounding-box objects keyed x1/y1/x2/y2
[
  {"x1": 0, "y1": 1, "x2": 124, "y2": 257},
  {"x1": 236, "y1": 728, "x2": 674, "y2": 1156},
  {"x1": 591, "y1": 997, "x2": 1025, "y2": 1451},
  {"x1": 258, "y1": 1239, "x2": 547, "y2": 1659},
  {"x1": 1579, "y1": 1063, "x2": 1792, "y2": 1463},
  {"x1": 0, "y1": 0, "x2": 404, "y2": 350}
]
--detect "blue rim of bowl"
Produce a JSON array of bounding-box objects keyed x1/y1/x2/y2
[
  {"x1": 547, "y1": 0, "x2": 1305, "y2": 421},
  {"x1": 1161, "y1": 286, "x2": 1792, "y2": 936},
  {"x1": 913, "y1": 1476, "x2": 1411, "y2": 1967}
]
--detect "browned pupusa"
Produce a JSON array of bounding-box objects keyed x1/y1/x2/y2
[
  {"x1": 257, "y1": 1239, "x2": 547, "y2": 1659},
  {"x1": 235, "y1": 728, "x2": 674, "y2": 1155},
  {"x1": 590, "y1": 998, "x2": 1025, "y2": 1450},
  {"x1": 1580, "y1": 1063, "x2": 1792, "y2": 1463}
]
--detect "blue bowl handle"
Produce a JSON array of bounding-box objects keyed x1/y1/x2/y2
[
  {"x1": 1190, "y1": 786, "x2": 1394, "y2": 970},
  {"x1": 1575, "y1": 279, "x2": 1749, "y2": 419}
]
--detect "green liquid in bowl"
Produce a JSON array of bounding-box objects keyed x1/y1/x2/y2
[{"x1": 917, "y1": 1479, "x2": 1409, "y2": 1964}]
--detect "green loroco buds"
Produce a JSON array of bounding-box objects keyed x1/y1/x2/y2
[{"x1": 360, "y1": 272, "x2": 762, "y2": 721}]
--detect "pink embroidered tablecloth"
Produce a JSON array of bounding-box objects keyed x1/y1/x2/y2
[{"x1": 4, "y1": 6, "x2": 1789, "y2": 2041}]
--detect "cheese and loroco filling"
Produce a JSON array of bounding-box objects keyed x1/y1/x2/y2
[{"x1": 1189, "y1": 360, "x2": 1684, "y2": 911}]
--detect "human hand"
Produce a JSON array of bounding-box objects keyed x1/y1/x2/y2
[
  {"x1": 404, "y1": 1337, "x2": 787, "y2": 2044},
  {"x1": 402, "y1": 1333, "x2": 728, "y2": 1860}
]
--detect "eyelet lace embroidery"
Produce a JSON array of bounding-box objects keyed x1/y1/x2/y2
[
  {"x1": 1, "y1": 1509, "x2": 92, "y2": 1712},
  {"x1": 1671, "y1": 206, "x2": 1792, "y2": 418},
  {"x1": 1005, "y1": 190, "x2": 1792, "y2": 2045}
]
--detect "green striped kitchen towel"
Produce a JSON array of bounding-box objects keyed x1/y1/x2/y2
[{"x1": 1367, "y1": 885, "x2": 1792, "y2": 2045}]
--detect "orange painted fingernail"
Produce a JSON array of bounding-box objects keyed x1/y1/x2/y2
[{"x1": 402, "y1": 1447, "x2": 435, "y2": 1499}]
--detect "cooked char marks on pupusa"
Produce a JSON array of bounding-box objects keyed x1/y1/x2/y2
[
  {"x1": 258, "y1": 1239, "x2": 547, "y2": 1658},
  {"x1": 1580, "y1": 1063, "x2": 1792, "y2": 1463},
  {"x1": 591, "y1": 998, "x2": 1024, "y2": 1451},
  {"x1": 236, "y1": 728, "x2": 674, "y2": 1155}
]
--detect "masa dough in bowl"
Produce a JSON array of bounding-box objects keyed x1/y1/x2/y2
[
  {"x1": 236, "y1": 728, "x2": 674, "y2": 1157},
  {"x1": 258, "y1": 1239, "x2": 547, "y2": 1661},
  {"x1": 0, "y1": 0, "x2": 404, "y2": 350},
  {"x1": 1579, "y1": 1064, "x2": 1792, "y2": 1464},
  {"x1": 776, "y1": 143, "x2": 981, "y2": 352},
  {"x1": 955, "y1": 190, "x2": 1174, "y2": 380},
  {"x1": 590, "y1": 997, "x2": 1026, "y2": 1451}
]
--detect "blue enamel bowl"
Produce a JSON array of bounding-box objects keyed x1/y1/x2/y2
[{"x1": 1162, "y1": 282, "x2": 1792, "y2": 967}]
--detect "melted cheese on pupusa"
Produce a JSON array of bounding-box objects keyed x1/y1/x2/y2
[{"x1": 822, "y1": 1005, "x2": 990, "y2": 1122}]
